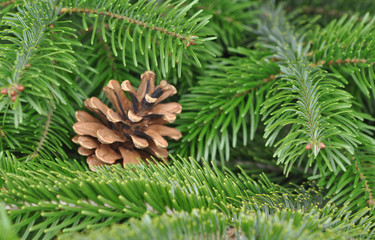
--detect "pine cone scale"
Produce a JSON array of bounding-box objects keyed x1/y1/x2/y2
[
  {"x1": 146, "y1": 125, "x2": 182, "y2": 140},
  {"x1": 149, "y1": 87, "x2": 163, "y2": 98},
  {"x1": 103, "y1": 86, "x2": 123, "y2": 117},
  {"x1": 76, "y1": 111, "x2": 101, "y2": 123},
  {"x1": 155, "y1": 81, "x2": 177, "y2": 104},
  {"x1": 88, "y1": 98, "x2": 112, "y2": 121},
  {"x1": 97, "y1": 128, "x2": 124, "y2": 144},
  {"x1": 96, "y1": 144, "x2": 121, "y2": 163},
  {"x1": 119, "y1": 147, "x2": 141, "y2": 165},
  {"x1": 130, "y1": 134, "x2": 149, "y2": 149},
  {"x1": 84, "y1": 99, "x2": 108, "y2": 123},
  {"x1": 128, "y1": 110, "x2": 143, "y2": 122},
  {"x1": 73, "y1": 122, "x2": 105, "y2": 137},
  {"x1": 147, "y1": 142, "x2": 168, "y2": 158},
  {"x1": 150, "y1": 102, "x2": 182, "y2": 115},
  {"x1": 137, "y1": 71, "x2": 155, "y2": 102},
  {"x1": 77, "y1": 136, "x2": 99, "y2": 149},
  {"x1": 87, "y1": 155, "x2": 108, "y2": 171},
  {"x1": 144, "y1": 129, "x2": 168, "y2": 148},
  {"x1": 105, "y1": 80, "x2": 131, "y2": 115},
  {"x1": 106, "y1": 108, "x2": 123, "y2": 123},
  {"x1": 78, "y1": 146, "x2": 94, "y2": 156},
  {"x1": 161, "y1": 113, "x2": 176, "y2": 123}
]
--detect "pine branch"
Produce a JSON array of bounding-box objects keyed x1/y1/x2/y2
[
  {"x1": 0, "y1": 0, "x2": 84, "y2": 125},
  {"x1": 257, "y1": 3, "x2": 367, "y2": 175},
  {"x1": 175, "y1": 48, "x2": 279, "y2": 163},
  {"x1": 194, "y1": 0, "x2": 256, "y2": 47},
  {"x1": 255, "y1": 2, "x2": 375, "y2": 213},
  {"x1": 59, "y1": 7, "x2": 197, "y2": 45},
  {"x1": 59, "y1": 208, "x2": 360, "y2": 240},
  {"x1": 1, "y1": 1, "x2": 375, "y2": 239},
  {"x1": 1, "y1": 155, "x2": 372, "y2": 239},
  {"x1": 58, "y1": 0, "x2": 213, "y2": 77},
  {"x1": 71, "y1": 24, "x2": 146, "y2": 96},
  {"x1": 0, "y1": 155, "x2": 337, "y2": 239},
  {"x1": 307, "y1": 14, "x2": 375, "y2": 99}
]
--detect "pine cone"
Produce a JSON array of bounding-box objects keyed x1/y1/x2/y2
[{"x1": 72, "y1": 71, "x2": 182, "y2": 171}]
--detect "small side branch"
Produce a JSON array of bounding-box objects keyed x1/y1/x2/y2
[
  {"x1": 29, "y1": 107, "x2": 52, "y2": 160},
  {"x1": 354, "y1": 160, "x2": 374, "y2": 207}
]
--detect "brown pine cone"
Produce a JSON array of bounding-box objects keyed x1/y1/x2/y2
[{"x1": 72, "y1": 71, "x2": 182, "y2": 171}]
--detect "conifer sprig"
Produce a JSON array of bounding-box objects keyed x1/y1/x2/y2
[
  {"x1": 176, "y1": 48, "x2": 279, "y2": 163},
  {"x1": 257, "y1": 3, "x2": 366, "y2": 175},
  {"x1": 257, "y1": 2, "x2": 375, "y2": 211},
  {"x1": 308, "y1": 13, "x2": 375, "y2": 99},
  {"x1": 60, "y1": 0, "x2": 213, "y2": 77}
]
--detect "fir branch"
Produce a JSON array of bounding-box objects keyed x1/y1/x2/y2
[
  {"x1": 1, "y1": 1, "x2": 375, "y2": 239},
  {"x1": 0, "y1": 0, "x2": 81, "y2": 123},
  {"x1": 176, "y1": 48, "x2": 279, "y2": 162},
  {"x1": 3, "y1": 5, "x2": 53, "y2": 85},
  {"x1": 257, "y1": 3, "x2": 366, "y2": 175},
  {"x1": 58, "y1": 0, "x2": 213, "y2": 77},
  {"x1": 59, "y1": 208, "x2": 350, "y2": 240},
  {"x1": 307, "y1": 14, "x2": 375, "y2": 98},
  {"x1": 259, "y1": 58, "x2": 374, "y2": 86},
  {"x1": 0, "y1": 156, "x2": 373, "y2": 239},
  {"x1": 194, "y1": 0, "x2": 256, "y2": 47},
  {"x1": 256, "y1": 3, "x2": 375, "y2": 212},
  {"x1": 59, "y1": 7, "x2": 197, "y2": 45}
]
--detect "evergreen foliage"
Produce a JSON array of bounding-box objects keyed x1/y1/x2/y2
[
  {"x1": 1, "y1": 155, "x2": 374, "y2": 239},
  {"x1": 0, "y1": 0, "x2": 375, "y2": 239},
  {"x1": 60, "y1": 208, "x2": 356, "y2": 240}
]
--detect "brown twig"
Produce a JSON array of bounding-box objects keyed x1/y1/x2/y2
[
  {"x1": 284, "y1": 5, "x2": 366, "y2": 24},
  {"x1": 310, "y1": 58, "x2": 369, "y2": 67},
  {"x1": 262, "y1": 57, "x2": 372, "y2": 84},
  {"x1": 354, "y1": 160, "x2": 374, "y2": 207},
  {"x1": 0, "y1": 0, "x2": 15, "y2": 7}
]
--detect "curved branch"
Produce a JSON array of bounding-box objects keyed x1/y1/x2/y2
[{"x1": 29, "y1": 105, "x2": 52, "y2": 160}]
